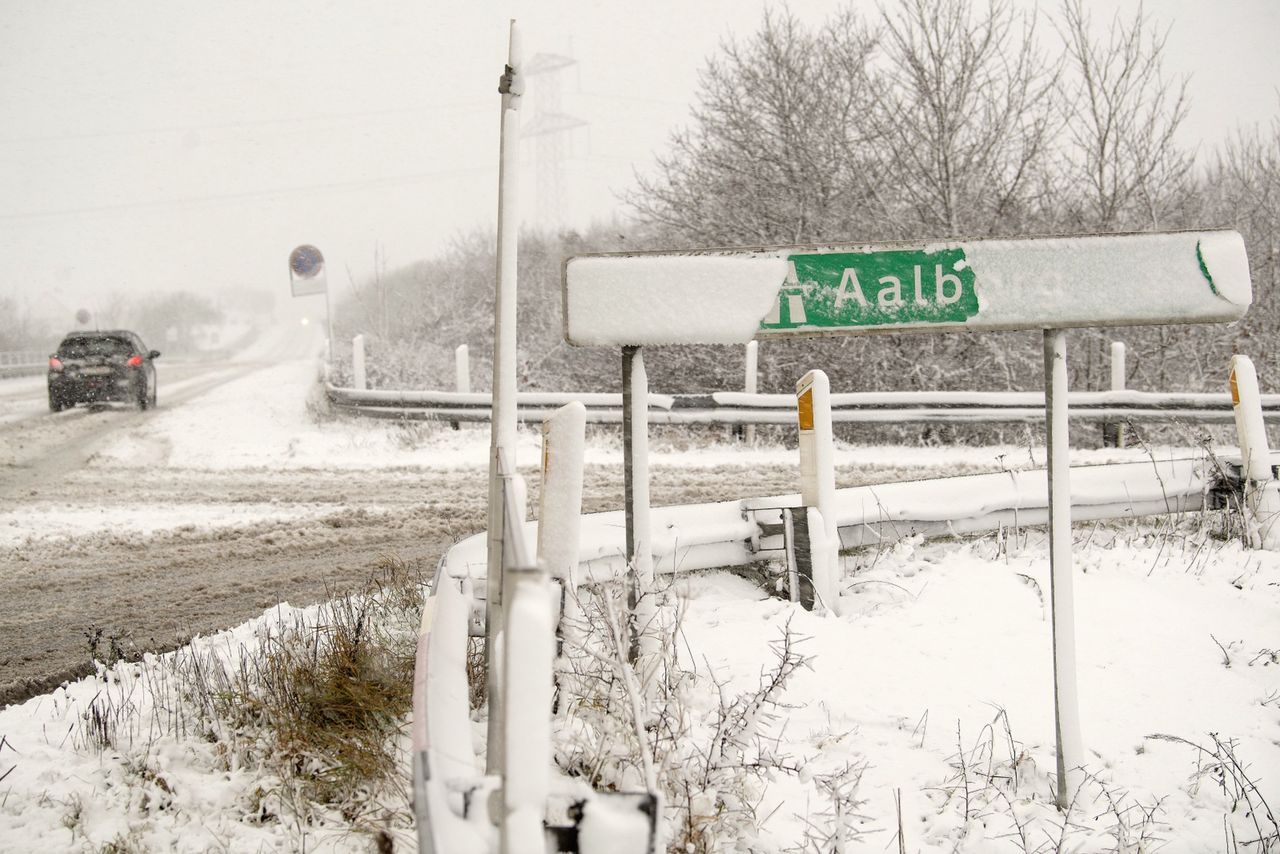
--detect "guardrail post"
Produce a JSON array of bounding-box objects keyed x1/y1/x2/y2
[
  {"x1": 1044, "y1": 328, "x2": 1084, "y2": 810},
  {"x1": 352, "y1": 335, "x2": 367, "y2": 390},
  {"x1": 1103, "y1": 341, "x2": 1125, "y2": 447},
  {"x1": 1230, "y1": 355, "x2": 1280, "y2": 550},
  {"x1": 796, "y1": 370, "x2": 839, "y2": 614},
  {"x1": 622, "y1": 346, "x2": 657, "y2": 674}
]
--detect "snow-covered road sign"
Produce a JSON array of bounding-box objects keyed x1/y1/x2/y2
[
  {"x1": 563, "y1": 230, "x2": 1251, "y2": 346},
  {"x1": 288, "y1": 244, "x2": 327, "y2": 298}
]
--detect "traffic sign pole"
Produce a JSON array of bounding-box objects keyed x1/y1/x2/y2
[{"x1": 1045, "y1": 328, "x2": 1084, "y2": 809}]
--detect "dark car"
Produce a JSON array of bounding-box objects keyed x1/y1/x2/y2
[{"x1": 48, "y1": 330, "x2": 160, "y2": 412}]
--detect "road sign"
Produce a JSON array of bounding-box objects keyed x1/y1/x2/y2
[
  {"x1": 288, "y1": 244, "x2": 327, "y2": 297},
  {"x1": 563, "y1": 230, "x2": 1252, "y2": 346}
]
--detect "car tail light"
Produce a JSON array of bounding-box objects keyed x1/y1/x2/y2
[
  {"x1": 49, "y1": 357, "x2": 63, "y2": 372},
  {"x1": 127, "y1": 355, "x2": 143, "y2": 367}
]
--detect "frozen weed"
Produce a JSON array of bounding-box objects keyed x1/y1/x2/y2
[
  {"x1": 1147, "y1": 732, "x2": 1279, "y2": 851},
  {"x1": 927, "y1": 709, "x2": 1170, "y2": 852},
  {"x1": 554, "y1": 580, "x2": 862, "y2": 852}
]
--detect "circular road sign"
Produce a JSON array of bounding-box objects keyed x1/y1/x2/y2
[
  {"x1": 289, "y1": 245, "x2": 325, "y2": 279},
  {"x1": 75, "y1": 308, "x2": 91, "y2": 325}
]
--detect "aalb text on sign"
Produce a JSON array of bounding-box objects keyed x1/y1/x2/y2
[{"x1": 760, "y1": 248, "x2": 980, "y2": 332}]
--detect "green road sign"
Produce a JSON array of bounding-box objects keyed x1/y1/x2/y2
[
  {"x1": 762, "y1": 248, "x2": 980, "y2": 332},
  {"x1": 562, "y1": 230, "x2": 1252, "y2": 346}
]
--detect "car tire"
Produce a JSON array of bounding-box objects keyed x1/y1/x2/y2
[
  {"x1": 137, "y1": 384, "x2": 149, "y2": 411},
  {"x1": 48, "y1": 391, "x2": 64, "y2": 412}
]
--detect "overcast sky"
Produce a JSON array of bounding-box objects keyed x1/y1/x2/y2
[{"x1": 2, "y1": 0, "x2": 1277, "y2": 321}]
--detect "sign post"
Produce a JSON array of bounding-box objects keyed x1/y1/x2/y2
[
  {"x1": 288, "y1": 244, "x2": 331, "y2": 360},
  {"x1": 1044, "y1": 328, "x2": 1083, "y2": 807},
  {"x1": 562, "y1": 229, "x2": 1253, "y2": 813}
]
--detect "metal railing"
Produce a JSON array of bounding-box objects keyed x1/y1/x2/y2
[
  {"x1": 328, "y1": 383, "x2": 1280, "y2": 426},
  {"x1": 0, "y1": 350, "x2": 46, "y2": 378}
]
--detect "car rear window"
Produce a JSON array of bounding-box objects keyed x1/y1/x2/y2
[{"x1": 59, "y1": 336, "x2": 133, "y2": 358}]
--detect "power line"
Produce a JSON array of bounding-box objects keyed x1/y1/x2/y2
[
  {"x1": 0, "y1": 165, "x2": 496, "y2": 222},
  {"x1": 0, "y1": 101, "x2": 490, "y2": 147}
]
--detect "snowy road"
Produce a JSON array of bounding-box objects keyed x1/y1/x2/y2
[
  {"x1": 0, "y1": 326, "x2": 1141, "y2": 706},
  {"x1": 0, "y1": 327, "x2": 823, "y2": 706}
]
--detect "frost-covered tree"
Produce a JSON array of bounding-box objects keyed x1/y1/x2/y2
[
  {"x1": 871, "y1": 0, "x2": 1059, "y2": 237},
  {"x1": 1055, "y1": 0, "x2": 1193, "y2": 232}
]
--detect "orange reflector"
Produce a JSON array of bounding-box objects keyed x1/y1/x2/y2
[
  {"x1": 1230, "y1": 369, "x2": 1240, "y2": 406},
  {"x1": 798, "y1": 388, "x2": 814, "y2": 431}
]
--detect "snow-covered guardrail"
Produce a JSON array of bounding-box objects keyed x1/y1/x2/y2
[
  {"x1": 0, "y1": 350, "x2": 46, "y2": 378},
  {"x1": 437, "y1": 454, "x2": 1233, "y2": 591},
  {"x1": 328, "y1": 383, "x2": 1280, "y2": 426}
]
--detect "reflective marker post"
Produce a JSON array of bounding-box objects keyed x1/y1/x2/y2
[
  {"x1": 1230, "y1": 355, "x2": 1280, "y2": 550},
  {"x1": 796, "y1": 370, "x2": 838, "y2": 614},
  {"x1": 1044, "y1": 329, "x2": 1083, "y2": 808},
  {"x1": 352, "y1": 335, "x2": 367, "y2": 391}
]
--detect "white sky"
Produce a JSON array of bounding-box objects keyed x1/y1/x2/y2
[{"x1": 1, "y1": 0, "x2": 1277, "y2": 321}]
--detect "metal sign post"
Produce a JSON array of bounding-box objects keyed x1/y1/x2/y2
[
  {"x1": 288, "y1": 243, "x2": 331, "y2": 360},
  {"x1": 1044, "y1": 329, "x2": 1083, "y2": 808},
  {"x1": 622, "y1": 346, "x2": 656, "y2": 671}
]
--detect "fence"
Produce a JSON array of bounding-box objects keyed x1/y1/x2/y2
[{"x1": 0, "y1": 351, "x2": 46, "y2": 378}]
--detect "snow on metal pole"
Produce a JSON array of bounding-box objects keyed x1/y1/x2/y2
[
  {"x1": 1044, "y1": 328, "x2": 1084, "y2": 809},
  {"x1": 1105, "y1": 341, "x2": 1126, "y2": 448},
  {"x1": 352, "y1": 334, "x2": 367, "y2": 391},
  {"x1": 486, "y1": 18, "x2": 522, "y2": 776},
  {"x1": 538, "y1": 402, "x2": 586, "y2": 626},
  {"x1": 744, "y1": 340, "x2": 759, "y2": 445},
  {"x1": 1230, "y1": 355, "x2": 1280, "y2": 550},
  {"x1": 796, "y1": 370, "x2": 839, "y2": 614},
  {"x1": 622, "y1": 346, "x2": 656, "y2": 670}
]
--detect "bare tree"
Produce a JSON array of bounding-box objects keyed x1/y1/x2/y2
[
  {"x1": 628, "y1": 9, "x2": 882, "y2": 246},
  {"x1": 1056, "y1": 0, "x2": 1192, "y2": 231},
  {"x1": 869, "y1": 0, "x2": 1060, "y2": 237}
]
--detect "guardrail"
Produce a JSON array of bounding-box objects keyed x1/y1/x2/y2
[
  {"x1": 0, "y1": 351, "x2": 46, "y2": 378},
  {"x1": 328, "y1": 383, "x2": 1280, "y2": 426}
]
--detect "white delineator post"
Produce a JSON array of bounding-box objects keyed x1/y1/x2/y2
[
  {"x1": 1044, "y1": 329, "x2": 1084, "y2": 809},
  {"x1": 1106, "y1": 341, "x2": 1126, "y2": 448},
  {"x1": 622, "y1": 346, "x2": 657, "y2": 672},
  {"x1": 1230, "y1": 355, "x2": 1280, "y2": 550},
  {"x1": 796, "y1": 370, "x2": 839, "y2": 614},
  {"x1": 486, "y1": 19, "x2": 522, "y2": 777},
  {"x1": 499, "y1": 466, "x2": 552, "y2": 854},
  {"x1": 456, "y1": 344, "x2": 471, "y2": 394},
  {"x1": 352, "y1": 334, "x2": 367, "y2": 391},
  {"x1": 744, "y1": 340, "x2": 759, "y2": 445},
  {"x1": 538, "y1": 402, "x2": 587, "y2": 626},
  {"x1": 453, "y1": 344, "x2": 471, "y2": 431}
]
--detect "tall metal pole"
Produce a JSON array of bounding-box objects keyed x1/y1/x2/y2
[
  {"x1": 1044, "y1": 328, "x2": 1083, "y2": 809},
  {"x1": 486, "y1": 19, "x2": 521, "y2": 776}
]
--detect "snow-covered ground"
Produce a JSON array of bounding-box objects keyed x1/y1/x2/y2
[{"x1": 0, "y1": 325, "x2": 1276, "y2": 852}]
